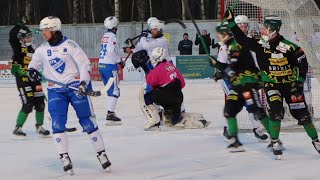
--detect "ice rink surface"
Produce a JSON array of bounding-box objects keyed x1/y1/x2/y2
[{"x1": 1, "y1": 80, "x2": 319, "y2": 180}]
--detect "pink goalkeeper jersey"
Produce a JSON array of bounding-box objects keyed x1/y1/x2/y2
[{"x1": 146, "y1": 61, "x2": 185, "y2": 90}]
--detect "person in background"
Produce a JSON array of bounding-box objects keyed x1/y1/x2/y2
[
  {"x1": 178, "y1": 33, "x2": 193, "y2": 55},
  {"x1": 195, "y1": 29, "x2": 211, "y2": 54}
]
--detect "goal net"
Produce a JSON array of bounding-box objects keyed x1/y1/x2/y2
[{"x1": 222, "y1": 0, "x2": 320, "y2": 130}]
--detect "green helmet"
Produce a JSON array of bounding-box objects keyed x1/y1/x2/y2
[
  {"x1": 215, "y1": 24, "x2": 231, "y2": 35},
  {"x1": 263, "y1": 16, "x2": 282, "y2": 32},
  {"x1": 17, "y1": 26, "x2": 32, "y2": 39}
]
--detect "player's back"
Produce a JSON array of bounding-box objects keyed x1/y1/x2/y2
[{"x1": 99, "y1": 32, "x2": 121, "y2": 65}]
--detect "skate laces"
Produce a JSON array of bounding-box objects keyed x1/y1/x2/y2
[
  {"x1": 313, "y1": 141, "x2": 320, "y2": 151},
  {"x1": 61, "y1": 154, "x2": 71, "y2": 166},
  {"x1": 254, "y1": 128, "x2": 265, "y2": 136},
  {"x1": 272, "y1": 141, "x2": 281, "y2": 151},
  {"x1": 98, "y1": 152, "x2": 109, "y2": 164}
]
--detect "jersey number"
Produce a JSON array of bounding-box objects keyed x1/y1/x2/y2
[
  {"x1": 169, "y1": 72, "x2": 177, "y2": 80},
  {"x1": 99, "y1": 44, "x2": 107, "y2": 59}
]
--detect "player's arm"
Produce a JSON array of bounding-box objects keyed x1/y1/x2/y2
[
  {"x1": 27, "y1": 48, "x2": 43, "y2": 82},
  {"x1": 293, "y1": 47, "x2": 308, "y2": 82},
  {"x1": 176, "y1": 69, "x2": 186, "y2": 89},
  {"x1": 70, "y1": 41, "x2": 91, "y2": 84},
  {"x1": 109, "y1": 36, "x2": 124, "y2": 64}
]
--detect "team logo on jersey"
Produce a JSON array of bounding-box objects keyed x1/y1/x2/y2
[
  {"x1": 63, "y1": 48, "x2": 67, "y2": 52},
  {"x1": 49, "y1": 57, "x2": 66, "y2": 74}
]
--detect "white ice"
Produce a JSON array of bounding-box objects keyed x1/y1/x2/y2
[{"x1": 0, "y1": 80, "x2": 319, "y2": 180}]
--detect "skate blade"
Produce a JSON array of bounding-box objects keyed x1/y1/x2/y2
[
  {"x1": 274, "y1": 155, "x2": 282, "y2": 160},
  {"x1": 67, "y1": 169, "x2": 74, "y2": 175},
  {"x1": 229, "y1": 147, "x2": 245, "y2": 153},
  {"x1": 37, "y1": 134, "x2": 51, "y2": 138},
  {"x1": 105, "y1": 121, "x2": 122, "y2": 126},
  {"x1": 12, "y1": 135, "x2": 27, "y2": 140}
]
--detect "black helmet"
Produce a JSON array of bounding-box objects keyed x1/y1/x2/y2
[
  {"x1": 17, "y1": 26, "x2": 32, "y2": 40},
  {"x1": 262, "y1": 16, "x2": 282, "y2": 32}
]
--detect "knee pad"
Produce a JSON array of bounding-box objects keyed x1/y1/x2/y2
[
  {"x1": 79, "y1": 116, "x2": 98, "y2": 134},
  {"x1": 51, "y1": 116, "x2": 67, "y2": 134},
  {"x1": 21, "y1": 103, "x2": 34, "y2": 114},
  {"x1": 35, "y1": 102, "x2": 45, "y2": 112}
]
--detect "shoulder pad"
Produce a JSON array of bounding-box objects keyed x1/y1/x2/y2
[
  {"x1": 280, "y1": 39, "x2": 299, "y2": 51},
  {"x1": 67, "y1": 40, "x2": 78, "y2": 48}
]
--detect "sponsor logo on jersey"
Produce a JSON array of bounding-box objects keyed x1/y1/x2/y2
[
  {"x1": 270, "y1": 95, "x2": 282, "y2": 102},
  {"x1": 49, "y1": 57, "x2": 66, "y2": 74},
  {"x1": 35, "y1": 85, "x2": 43, "y2": 92},
  {"x1": 47, "y1": 50, "x2": 52, "y2": 56},
  {"x1": 291, "y1": 95, "x2": 305, "y2": 103},
  {"x1": 63, "y1": 48, "x2": 67, "y2": 52},
  {"x1": 267, "y1": 90, "x2": 280, "y2": 96},
  {"x1": 101, "y1": 37, "x2": 109, "y2": 43},
  {"x1": 242, "y1": 91, "x2": 252, "y2": 99},
  {"x1": 297, "y1": 54, "x2": 306, "y2": 63},
  {"x1": 269, "y1": 69, "x2": 293, "y2": 76},
  {"x1": 289, "y1": 102, "x2": 306, "y2": 109},
  {"x1": 91, "y1": 137, "x2": 98, "y2": 142},
  {"x1": 269, "y1": 57, "x2": 288, "y2": 66},
  {"x1": 56, "y1": 138, "x2": 61, "y2": 143}
]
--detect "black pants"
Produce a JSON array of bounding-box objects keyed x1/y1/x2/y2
[
  {"x1": 264, "y1": 82, "x2": 311, "y2": 125},
  {"x1": 145, "y1": 79, "x2": 183, "y2": 125},
  {"x1": 15, "y1": 75, "x2": 45, "y2": 113},
  {"x1": 224, "y1": 83, "x2": 267, "y2": 119}
]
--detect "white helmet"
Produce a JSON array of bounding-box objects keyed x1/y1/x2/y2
[
  {"x1": 149, "y1": 20, "x2": 165, "y2": 32},
  {"x1": 40, "y1": 16, "x2": 61, "y2": 31},
  {"x1": 150, "y1": 47, "x2": 167, "y2": 67},
  {"x1": 147, "y1": 17, "x2": 158, "y2": 28},
  {"x1": 104, "y1": 16, "x2": 119, "y2": 29},
  {"x1": 235, "y1": 15, "x2": 249, "y2": 24}
]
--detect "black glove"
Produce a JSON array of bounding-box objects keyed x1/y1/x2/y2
[
  {"x1": 124, "y1": 38, "x2": 135, "y2": 49},
  {"x1": 291, "y1": 81, "x2": 304, "y2": 97},
  {"x1": 141, "y1": 30, "x2": 149, "y2": 37},
  {"x1": 78, "y1": 81, "x2": 87, "y2": 96},
  {"x1": 119, "y1": 60, "x2": 126, "y2": 69},
  {"x1": 27, "y1": 68, "x2": 42, "y2": 82},
  {"x1": 214, "y1": 71, "x2": 226, "y2": 82},
  {"x1": 224, "y1": 66, "x2": 235, "y2": 77},
  {"x1": 224, "y1": 8, "x2": 235, "y2": 22}
]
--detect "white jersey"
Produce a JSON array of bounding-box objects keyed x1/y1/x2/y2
[
  {"x1": 217, "y1": 43, "x2": 260, "y2": 69},
  {"x1": 28, "y1": 37, "x2": 91, "y2": 88},
  {"x1": 99, "y1": 32, "x2": 123, "y2": 64},
  {"x1": 132, "y1": 35, "x2": 171, "y2": 59},
  {"x1": 217, "y1": 44, "x2": 229, "y2": 64}
]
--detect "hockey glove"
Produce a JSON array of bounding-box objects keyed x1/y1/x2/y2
[
  {"x1": 224, "y1": 66, "x2": 235, "y2": 77},
  {"x1": 141, "y1": 30, "x2": 149, "y2": 38},
  {"x1": 224, "y1": 8, "x2": 235, "y2": 22},
  {"x1": 291, "y1": 81, "x2": 304, "y2": 97},
  {"x1": 78, "y1": 81, "x2": 88, "y2": 96},
  {"x1": 28, "y1": 68, "x2": 42, "y2": 82},
  {"x1": 124, "y1": 38, "x2": 135, "y2": 49}
]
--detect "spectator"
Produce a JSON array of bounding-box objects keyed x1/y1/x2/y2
[
  {"x1": 178, "y1": 33, "x2": 193, "y2": 55},
  {"x1": 195, "y1": 30, "x2": 211, "y2": 54}
]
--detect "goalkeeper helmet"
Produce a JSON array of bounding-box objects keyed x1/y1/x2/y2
[
  {"x1": 149, "y1": 20, "x2": 165, "y2": 32},
  {"x1": 104, "y1": 16, "x2": 119, "y2": 29},
  {"x1": 150, "y1": 47, "x2": 166, "y2": 67},
  {"x1": 40, "y1": 16, "x2": 61, "y2": 31}
]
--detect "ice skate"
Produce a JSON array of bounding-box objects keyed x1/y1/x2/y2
[
  {"x1": 312, "y1": 139, "x2": 320, "y2": 154},
  {"x1": 13, "y1": 126, "x2": 26, "y2": 139},
  {"x1": 106, "y1": 112, "x2": 122, "y2": 126},
  {"x1": 228, "y1": 137, "x2": 245, "y2": 152},
  {"x1": 97, "y1": 150, "x2": 112, "y2": 170},
  {"x1": 267, "y1": 139, "x2": 285, "y2": 151},
  {"x1": 60, "y1": 153, "x2": 74, "y2": 175},
  {"x1": 253, "y1": 127, "x2": 268, "y2": 142},
  {"x1": 271, "y1": 140, "x2": 283, "y2": 160},
  {"x1": 36, "y1": 124, "x2": 51, "y2": 137}
]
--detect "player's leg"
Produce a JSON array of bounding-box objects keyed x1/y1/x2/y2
[
  {"x1": 264, "y1": 85, "x2": 284, "y2": 156},
  {"x1": 33, "y1": 82, "x2": 50, "y2": 137},
  {"x1": 243, "y1": 87, "x2": 269, "y2": 141},
  {"x1": 220, "y1": 79, "x2": 232, "y2": 139},
  {"x1": 285, "y1": 83, "x2": 320, "y2": 154},
  {"x1": 13, "y1": 76, "x2": 34, "y2": 138},
  {"x1": 140, "y1": 87, "x2": 161, "y2": 130},
  {"x1": 224, "y1": 90, "x2": 245, "y2": 152},
  {"x1": 69, "y1": 91, "x2": 111, "y2": 169},
  {"x1": 48, "y1": 89, "x2": 72, "y2": 173},
  {"x1": 99, "y1": 65, "x2": 121, "y2": 125}
]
